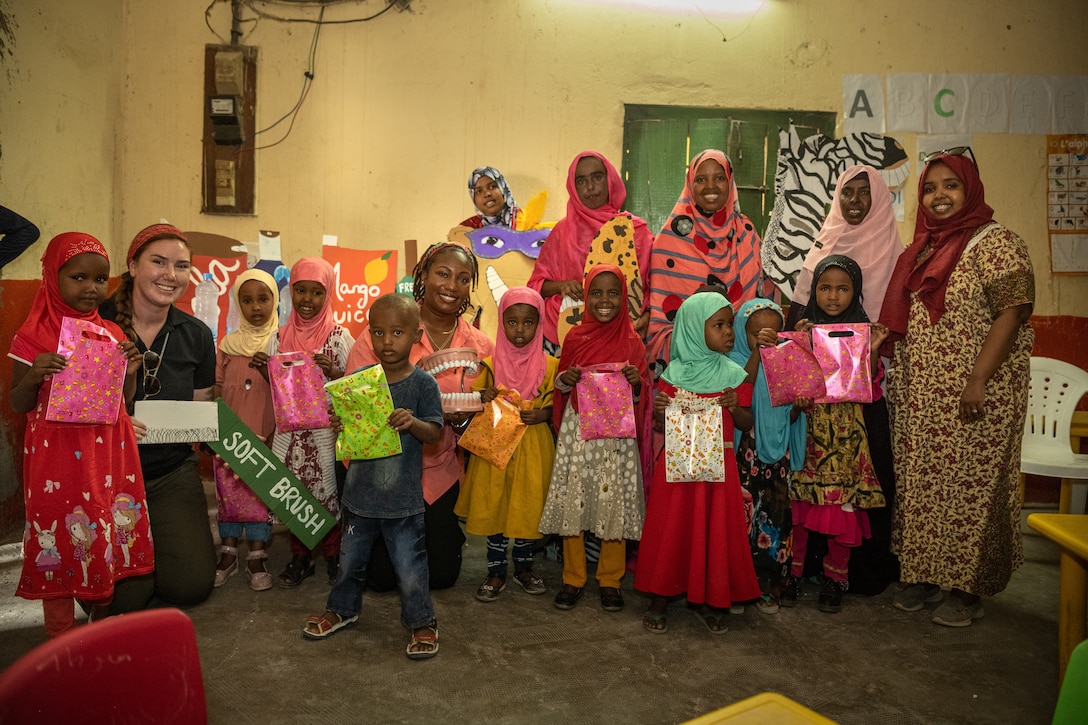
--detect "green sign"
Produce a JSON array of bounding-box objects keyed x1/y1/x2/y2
[
  {"x1": 395, "y1": 275, "x2": 414, "y2": 296},
  {"x1": 209, "y1": 400, "x2": 336, "y2": 550}
]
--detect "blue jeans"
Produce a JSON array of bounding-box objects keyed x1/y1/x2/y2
[
  {"x1": 327, "y1": 511, "x2": 435, "y2": 629},
  {"x1": 218, "y1": 521, "x2": 272, "y2": 543}
]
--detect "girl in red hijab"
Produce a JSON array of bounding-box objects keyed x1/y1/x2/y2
[
  {"x1": 538, "y1": 264, "x2": 650, "y2": 614},
  {"x1": 9, "y1": 233, "x2": 153, "y2": 637}
]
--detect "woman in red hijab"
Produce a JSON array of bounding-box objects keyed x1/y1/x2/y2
[
  {"x1": 527, "y1": 151, "x2": 653, "y2": 354},
  {"x1": 879, "y1": 150, "x2": 1034, "y2": 628}
]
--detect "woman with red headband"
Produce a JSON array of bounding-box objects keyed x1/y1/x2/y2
[{"x1": 99, "y1": 223, "x2": 218, "y2": 613}]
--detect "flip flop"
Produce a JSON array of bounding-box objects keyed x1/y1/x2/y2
[
  {"x1": 302, "y1": 612, "x2": 358, "y2": 640},
  {"x1": 642, "y1": 611, "x2": 668, "y2": 634},
  {"x1": 693, "y1": 608, "x2": 729, "y2": 635}
]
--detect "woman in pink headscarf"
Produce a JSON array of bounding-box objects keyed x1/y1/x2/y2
[
  {"x1": 527, "y1": 151, "x2": 653, "y2": 355},
  {"x1": 257, "y1": 257, "x2": 355, "y2": 588},
  {"x1": 785, "y1": 164, "x2": 903, "y2": 331}
]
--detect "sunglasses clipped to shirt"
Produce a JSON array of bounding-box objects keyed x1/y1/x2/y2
[{"x1": 921, "y1": 145, "x2": 978, "y2": 169}]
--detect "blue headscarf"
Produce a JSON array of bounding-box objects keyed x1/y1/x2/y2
[
  {"x1": 727, "y1": 298, "x2": 806, "y2": 470},
  {"x1": 661, "y1": 292, "x2": 748, "y2": 394}
]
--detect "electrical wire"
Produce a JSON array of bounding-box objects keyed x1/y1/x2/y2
[{"x1": 240, "y1": 0, "x2": 397, "y2": 25}]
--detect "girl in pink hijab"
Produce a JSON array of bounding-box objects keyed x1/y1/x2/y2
[
  {"x1": 456, "y1": 287, "x2": 559, "y2": 602},
  {"x1": 259, "y1": 257, "x2": 356, "y2": 588}
]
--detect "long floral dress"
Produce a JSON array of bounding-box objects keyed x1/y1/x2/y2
[
  {"x1": 736, "y1": 431, "x2": 792, "y2": 598},
  {"x1": 888, "y1": 224, "x2": 1034, "y2": 597}
]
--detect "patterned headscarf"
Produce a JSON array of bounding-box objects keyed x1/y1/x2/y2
[
  {"x1": 662, "y1": 292, "x2": 747, "y2": 394},
  {"x1": 793, "y1": 165, "x2": 902, "y2": 323},
  {"x1": 802, "y1": 254, "x2": 870, "y2": 324},
  {"x1": 469, "y1": 166, "x2": 518, "y2": 229},
  {"x1": 646, "y1": 149, "x2": 763, "y2": 377},
  {"x1": 10, "y1": 232, "x2": 119, "y2": 363},
  {"x1": 278, "y1": 257, "x2": 337, "y2": 352},
  {"x1": 218, "y1": 269, "x2": 280, "y2": 357},
  {"x1": 727, "y1": 298, "x2": 806, "y2": 469},
  {"x1": 492, "y1": 286, "x2": 547, "y2": 399}
]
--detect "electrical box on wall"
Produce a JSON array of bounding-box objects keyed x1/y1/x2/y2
[{"x1": 202, "y1": 45, "x2": 257, "y2": 214}]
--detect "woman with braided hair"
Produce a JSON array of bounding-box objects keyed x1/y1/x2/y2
[{"x1": 346, "y1": 242, "x2": 494, "y2": 589}]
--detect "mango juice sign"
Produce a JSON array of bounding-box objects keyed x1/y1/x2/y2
[
  {"x1": 208, "y1": 400, "x2": 335, "y2": 550},
  {"x1": 321, "y1": 247, "x2": 398, "y2": 340}
]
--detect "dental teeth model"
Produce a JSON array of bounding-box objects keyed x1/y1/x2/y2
[{"x1": 440, "y1": 391, "x2": 483, "y2": 413}]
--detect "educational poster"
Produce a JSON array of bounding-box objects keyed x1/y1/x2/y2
[
  {"x1": 1047, "y1": 134, "x2": 1088, "y2": 274},
  {"x1": 320, "y1": 246, "x2": 398, "y2": 339}
]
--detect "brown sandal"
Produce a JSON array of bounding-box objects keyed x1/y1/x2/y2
[{"x1": 406, "y1": 621, "x2": 439, "y2": 660}]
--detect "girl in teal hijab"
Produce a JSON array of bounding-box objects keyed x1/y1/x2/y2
[
  {"x1": 661, "y1": 292, "x2": 748, "y2": 393},
  {"x1": 727, "y1": 298, "x2": 807, "y2": 470}
]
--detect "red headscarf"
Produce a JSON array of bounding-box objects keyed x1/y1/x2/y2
[
  {"x1": 527, "y1": 152, "x2": 653, "y2": 345},
  {"x1": 10, "y1": 232, "x2": 122, "y2": 363},
  {"x1": 493, "y1": 286, "x2": 548, "y2": 399},
  {"x1": 278, "y1": 257, "x2": 337, "y2": 353},
  {"x1": 880, "y1": 155, "x2": 994, "y2": 347},
  {"x1": 554, "y1": 264, "x2": 651, "y2": 431},
  {"x1": 126, "y1": 223, "x2": 188, "y2": 266}
]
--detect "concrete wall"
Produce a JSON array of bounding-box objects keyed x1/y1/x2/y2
[{"x1": 1, "y1": 1, "x2": 1085, "y2": 310}]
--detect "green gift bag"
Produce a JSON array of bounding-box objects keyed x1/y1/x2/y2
[{"x1": 325, "y1": 366, "x2": 402, "y2": 462}]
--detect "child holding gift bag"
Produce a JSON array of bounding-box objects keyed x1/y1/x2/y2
[
  {"x1": 727, "y1": 298, "x2": 808, "y2": 614},
  {"x1": 456, "y1": 287, "x2": 558, "y2": 602},
  {"x1": 539, "y1": 265, "x2": 649, "y2": 614},
  {"x1": 9, "y1": 232, "x2": 153, "y2": 637},
  {"x1": 211, "y1": 269, "x2": 279, "y2": 591},
  {"x1": 257, "y1": 257, "x2": 354, "y2": 588},
  {"x1": 302, "y1": 294, "x2": 444, "y2": 659},
  {"x1": 635, "y1": 292, "x2": 761, "y2": 634},
  {"x1": 787, "y1": 254, "x2": 890, "y2": 613}
]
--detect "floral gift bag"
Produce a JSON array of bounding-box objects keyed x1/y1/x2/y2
[
  {"x1": 325, "y1": 365, "x2": 401, "y2": 461},
  {"x1": 811, "y1": 323, "x2": 873, "y2": 404},
  {"x1": 268, "y1": 352, "x2": 331, "y2": 433},
  {"x1": 759, "y1": 331, "x2": 826, "y2": 407},
  {"x1": 458, "y1": 387, "x2": 529, "y2": 470},
  {"x1": 664, "y1": 391, "x2": 725, "y2": 483},
  {"x1": 46, "y1": 317, "x2": 126, "y2": 424},
  {"x1": 576, "y1": 362, "x2": 637, "y2": 441}
]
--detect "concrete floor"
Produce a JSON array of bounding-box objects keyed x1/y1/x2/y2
[{"x1": 0, "y1": 490, "x2": 1067, "y2": 725}]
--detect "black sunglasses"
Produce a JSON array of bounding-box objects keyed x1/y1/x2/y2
[
  {"x1": 922, "y1": 145, "x2": 978, "y2": 169},
  {"x1": 142, "y1": 349, "x2": 162, "y2": 398}
]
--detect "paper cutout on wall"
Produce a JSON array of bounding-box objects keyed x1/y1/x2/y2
[
  {"x1": 320, "y1": 246, "x2": 398, "y2": 340},
  {"x1": 762, "y1": 123, "x2": 909, "y2": 298},
  {"x1": 1048, "y1": 134, "x2": 1088, "y2": 273}
]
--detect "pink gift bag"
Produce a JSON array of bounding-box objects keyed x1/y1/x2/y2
[
  {"x1": 811, "y1": 324, "x2": 873, "y2": 404},
  {"x1": 268, "y1": 352, "x2": 331, "y2": 432},
  {"x1": 576, "y1": 363, "x2": 637, "y2": 440},
  {"x1": 759, "y1": 331, "x2": 826, "y2": 407},
  {"x1": 46, "y1": 317, "x2": 126, "y2": 424}
]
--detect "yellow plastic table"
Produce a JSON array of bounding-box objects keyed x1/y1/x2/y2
[
  {"x1": 682, "y1": 692, "x2": 838, "y2": 724},
  {"x1": 1027, "y1": 513, "x2": 1088, "y2": 682}
]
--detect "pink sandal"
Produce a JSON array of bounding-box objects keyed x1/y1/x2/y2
[{"x1": 246, "y1": 549, "x2": 273, "y2": 592}]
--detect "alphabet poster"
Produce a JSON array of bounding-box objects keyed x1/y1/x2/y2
[{"x1": 1047, "y1": 134, "x2": 1088, "y2": 274}]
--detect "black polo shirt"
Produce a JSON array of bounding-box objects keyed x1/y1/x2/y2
[{"x1": 100, "y1": 298, "x2": 216, "y2": 480}]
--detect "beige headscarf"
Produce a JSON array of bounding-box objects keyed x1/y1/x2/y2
[{"x1": 218, "y1": 269, "x2": 280, "y2": 356}]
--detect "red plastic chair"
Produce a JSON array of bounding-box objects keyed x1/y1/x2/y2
[{"x1": 0, "y1": 607, "x2": 207, "y2": 724}]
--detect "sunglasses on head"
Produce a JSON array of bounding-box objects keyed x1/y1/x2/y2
[{"x1": 922, "y1": 145, "x2": 978, "y2": 169}]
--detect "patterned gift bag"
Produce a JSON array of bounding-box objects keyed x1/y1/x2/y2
[
  {"x1": 664, "y1": 392, "x2": 725, "y2": 483},
  {"x1": 759, "y1": 331, "x2": 826, "y2": 406},
  {"x1": 46, "y1": 317, "x2": 126, "y2": 424},
  {"x1": 458, "y1": 387, "x2": 529, "y2": 470},
  {"x1": 811, "y1": 323, "x2": 873, "y2": 404},
  {"x1": 325, "y1": 366, "x2": 401, "y2": 461},
  {"x1": 576, "y1": 362, "x2": 637, "y2": 440},
  {"x1": 268, "y1": 352, "x2": 331, "y2": 433}
]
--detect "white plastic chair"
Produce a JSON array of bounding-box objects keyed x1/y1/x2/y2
[{"x1": 1020, "y1": 357, "x2": 1088, "y2": 514}]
